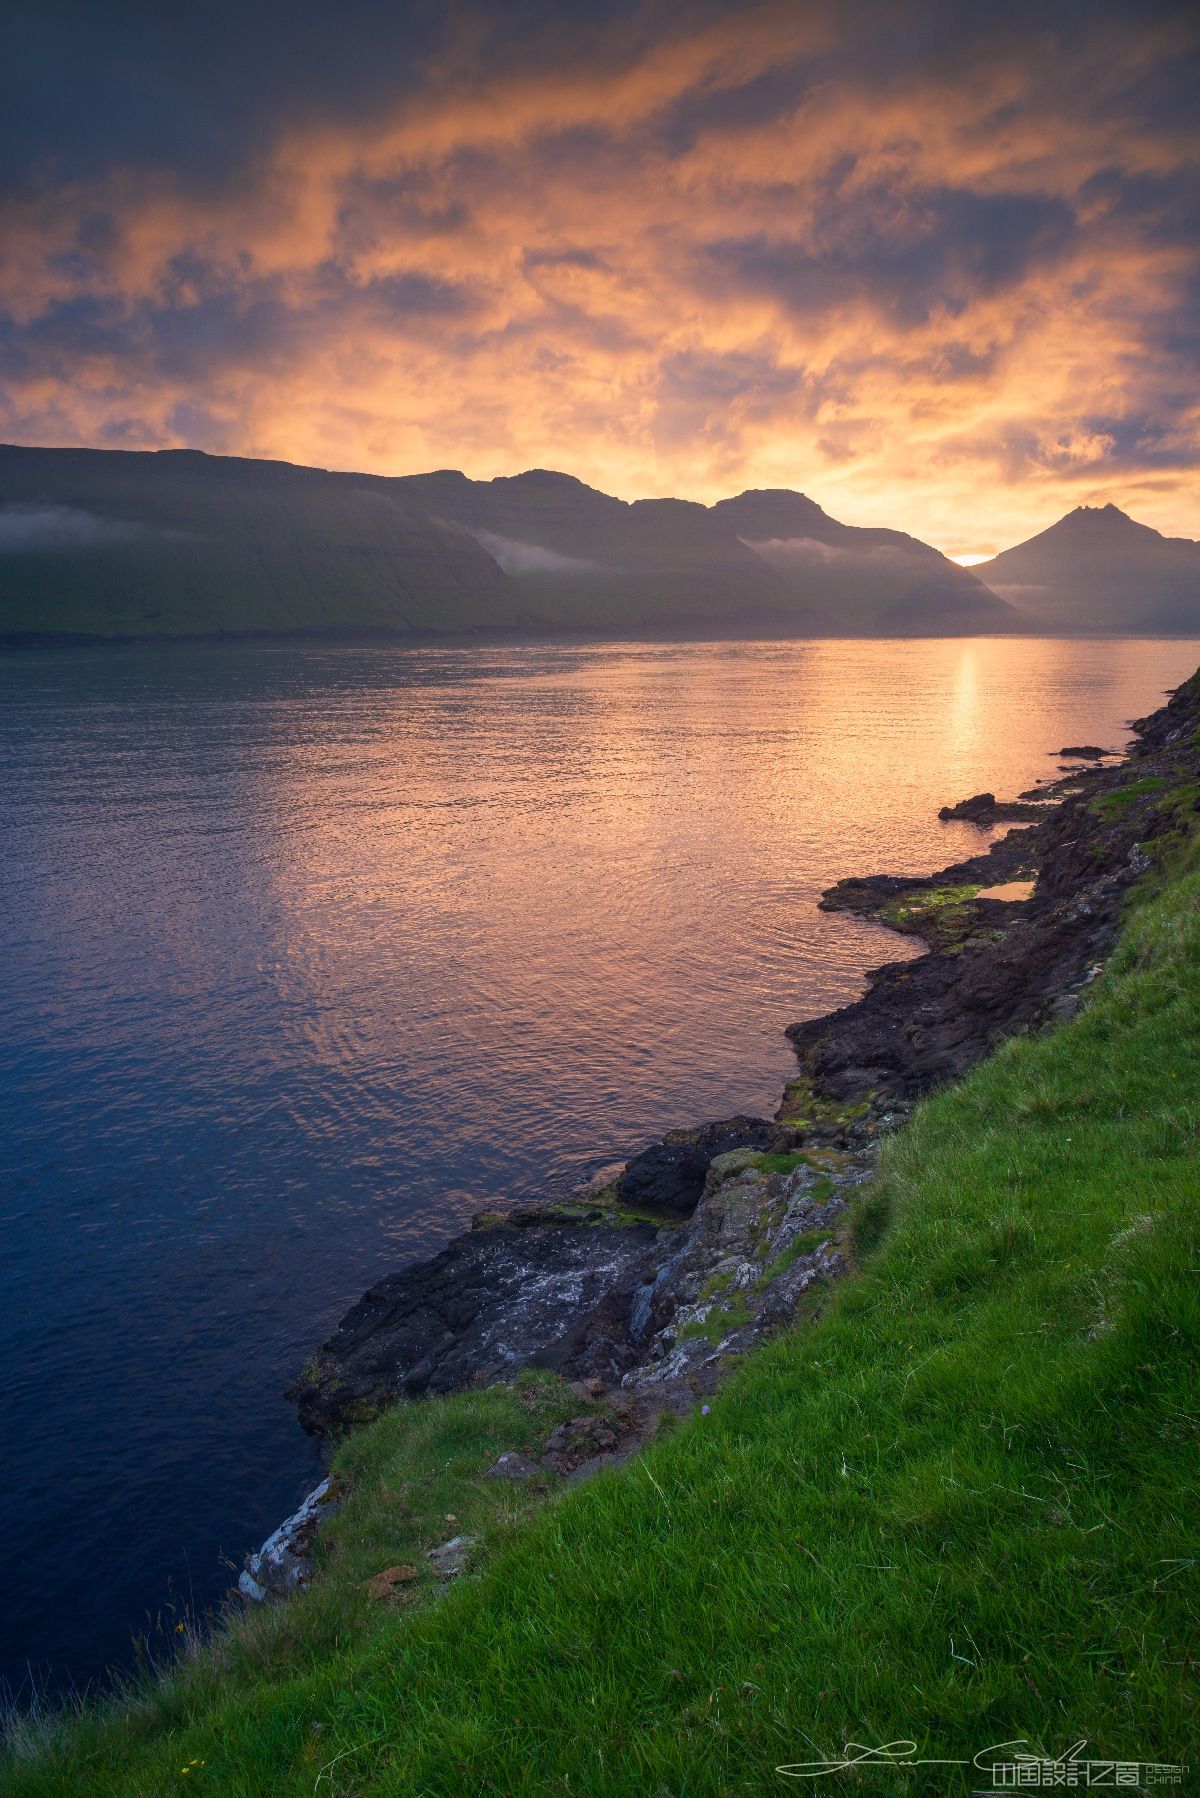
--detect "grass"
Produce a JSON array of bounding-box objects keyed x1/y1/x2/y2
[
  {"x1": 751, "y1": 1151, "x2": 810, "y2": 1177},
  {"x1": 6, "y1": 837, "x2": 1200, "y2": 1792},
  {"x1": 1089, "y1": 775, "x2": 1169, "y2": 820},
  {"x1": 775, "y1": 1078, "x2": 872, "y2": 1131},
  {"x1": 879, "y1": 884, "x2": 993, "y2": 950},
  {"x1": 880, "y1": 882, "x2": 980, "y2": 920}
]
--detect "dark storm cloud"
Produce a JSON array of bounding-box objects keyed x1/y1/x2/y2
[
  {"x1": 703, "y1": 187, "x2": 1079, "y2": 329},
  {"x1": 0, "y1": 0, "x2": 441, "y2": 193}
]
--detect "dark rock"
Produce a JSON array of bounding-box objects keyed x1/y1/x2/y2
[
  {"x1": 541, "y1": 1414, "x2": 620, "y2": 1473},
  {"x1": 1056, "y1": 745, "x2": 1112, "y2": 759},
  {"x1": 938, "y1": 791, "x2": 1049, "y2": 824},
  {"x1": 791, "y1": 677, "x2": 1200, "y2": 1101},
  {"x1": 291, "y1": 1217, "x2": 660, "y2": 1436},
  {"x1": 616, "y1": 1115, "x2": 779, "y2": 1216},
  {"x1": 821, "y1": 825, "x2": 1039, "y2": 928}
]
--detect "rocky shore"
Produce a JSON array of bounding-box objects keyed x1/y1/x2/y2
[{"x1": 245, "y1": 674, "x2": 1200, "y2": 1597}]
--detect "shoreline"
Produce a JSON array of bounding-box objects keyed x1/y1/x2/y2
[
  {"x1": 241, "y1": 674, "x2": 1200, "y2": 1596},
  {"x1": 7, "y1": 626, "x2": 1200, "y2": 655}
]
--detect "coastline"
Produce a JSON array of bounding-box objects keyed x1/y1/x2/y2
[
  {"x1": 243, "y1": 672, "x2": 1200, "y2": 1596},
  {"x1": 8, "y1": 624, "x2": 1200, "y2": 655}
]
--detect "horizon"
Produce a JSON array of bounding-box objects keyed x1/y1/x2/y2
[{"x1": 2, "y1": 1, "x2": 1198, "y2": 560}]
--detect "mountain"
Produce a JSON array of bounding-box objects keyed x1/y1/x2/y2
[
  {"x1": 0, "y1": 443, "x2": 1017, "y2": 643},
  {"x1": 976, "y1": 504, "x2": 1200, "y2": 633},
  {"x1": 384, "y1": 468, "x2": 824, "y2": 634},
  {"x1": 0, "y1": 445, "x2": 518, "y2": 642},
  {"x1": 709, "y1": 489, "x2": 1013, "y2": 633}
]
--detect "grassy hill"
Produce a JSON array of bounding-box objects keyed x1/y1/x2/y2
[{"x1": 5, "y1": 695, "x2": 1197, "y2": 1793}]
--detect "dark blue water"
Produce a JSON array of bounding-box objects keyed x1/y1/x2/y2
[{"x1": 2, "y1": 635, "x2": 1195, "y2": 1696}]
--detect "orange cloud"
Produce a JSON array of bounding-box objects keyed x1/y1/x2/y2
[{"x1": 1, "y1": 1, "x2": 1197, "y2": 555}]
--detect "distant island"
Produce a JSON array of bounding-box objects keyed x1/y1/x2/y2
[{"x1": 0, "y1": 443, "x2": 1196, "y2": 644}]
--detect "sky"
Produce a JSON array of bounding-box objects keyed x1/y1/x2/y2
[{"x1": 0, "y1": 0, "x2": 1197, "y2": 557}]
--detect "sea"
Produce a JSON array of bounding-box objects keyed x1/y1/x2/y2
[{"x1": 2, "y1": 634, "x2": 1195, "y2": 1692}]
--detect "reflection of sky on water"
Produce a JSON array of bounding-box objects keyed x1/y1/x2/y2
[{"x1": 1, "y1": 633, "x2": 1195, "y2": 1693}]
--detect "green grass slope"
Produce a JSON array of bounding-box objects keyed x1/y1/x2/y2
[{"x1": 6, "y1": 808, "x2": 1199, "y2": 1792}]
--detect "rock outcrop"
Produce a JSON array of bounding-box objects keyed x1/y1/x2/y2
[
  {"x1": 937, "y1": 791, "x2": 1050, "y2": 824},
  {"x1": 239, "y1": 1477, "x2": 345, "y2": 1601}
]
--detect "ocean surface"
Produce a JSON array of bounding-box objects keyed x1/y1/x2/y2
[{"x1": 2, "y1": 634, "x2": 1196, "y2": 1694}]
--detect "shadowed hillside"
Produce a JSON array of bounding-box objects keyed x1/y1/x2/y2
[
  {"x1": 977, "y1": 503, "x2": 1200, "y2": 633},
  {"x1": 710, "y1": 488, "x2": 1014, "y2": 633},
  {"x1": 0, "y1": 446, "x2": 518, "y2": 642},
  {"x1": 0, "y1": 445, "x2": 1019, "y2": 643}
]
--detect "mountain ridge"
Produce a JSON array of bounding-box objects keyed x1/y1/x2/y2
[
  {"x1": 0, "y1": 443, "x2": 1010, "y2": 644},
  {"x1": 1, "y1": 443, "x2": 1195, "y2": 642}
]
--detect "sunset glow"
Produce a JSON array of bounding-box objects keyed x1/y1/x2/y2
[{"x1": 1, "y1": 2, "x2": 1197, "y2": 553}]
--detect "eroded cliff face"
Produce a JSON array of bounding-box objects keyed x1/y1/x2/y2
[{"x1": 291, "y1": 673, "x2": 1200, "y2": 1441}]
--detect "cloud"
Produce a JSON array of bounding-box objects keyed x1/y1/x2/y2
[
  {"x1": 0, "y1": 502, "x2": 148, "y2": 549},
  {"x1": 0, "y1": 0, "x2": 1197, "y2": 553},
  {"x1": 469, "y1": 527, "x2": 607, "y2": 577},
  {"x1": 739, "y1": 535, "x2": 911, "y2": 565}
]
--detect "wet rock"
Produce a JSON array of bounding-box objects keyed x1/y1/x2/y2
[
  {"x1": 484, "y1": 1451, "x2": 541, "y2": 1482},
  {"x1": 1056, "y1": 745, "x2": 1112, "y2": 759},
  {"x1": 821, "y1": 825, "x2": 1040, "y2": 930},
  {"x1": 938, "y1": 792, "x2": 1048, "y2": 824},
  {"x1": 795, "y1": 683, "x2": 1200, "y2": 1102},
  {"x1": 240, "y1": 1478, "x2": 343, "y2": 1601},
  {"x1": 427, "y1": 1535, "x2": 476, "y2": 1579}
]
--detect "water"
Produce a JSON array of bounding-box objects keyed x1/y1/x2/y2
[{"x1": 1, "y1": 634, "x2": 1195, "y2": 1695}]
